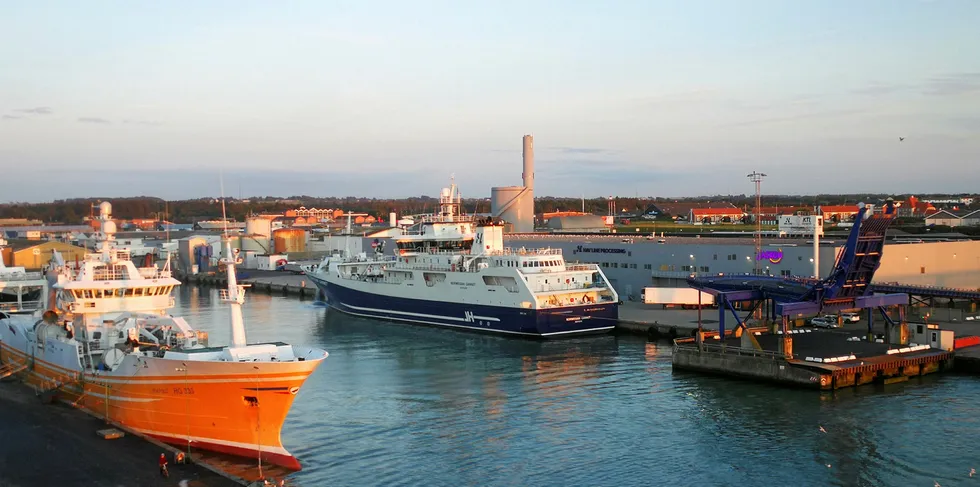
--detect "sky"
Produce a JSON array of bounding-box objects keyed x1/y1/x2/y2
[{"x1": 1, "y1": 0, "x2": 979, "y2": 202}]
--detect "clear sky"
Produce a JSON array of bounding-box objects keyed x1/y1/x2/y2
[{"x1": 1, "y1": 0, "x2": 978, "y2": 202}]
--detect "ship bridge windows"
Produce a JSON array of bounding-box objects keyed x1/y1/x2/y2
[
  {"x1": 396, "y1": 239, "x2": 474, "y2": 253},
  {"x1": 70, "y1": 285, "x2": 173, "y2": 300}
]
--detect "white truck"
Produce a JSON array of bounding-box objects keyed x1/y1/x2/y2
[{"x1": 641, "y1": 287, "x2": 714, "y2": 309}]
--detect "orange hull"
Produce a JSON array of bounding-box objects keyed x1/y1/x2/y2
[{"x1": 0, "y1": 342, "x2": 322, "y2": 470}]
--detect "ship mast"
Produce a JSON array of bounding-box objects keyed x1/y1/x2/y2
[{"x1": 219, "y1": 179, "x2": 248, "y2": 347}]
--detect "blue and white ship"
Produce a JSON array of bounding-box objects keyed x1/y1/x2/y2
[{"x1": 307, "y1": 180, "x2": 620, "y2": 338}]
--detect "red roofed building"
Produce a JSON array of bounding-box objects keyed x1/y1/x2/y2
[
  {"x1": 689, "y1": 208, "x2": 746, "y2": 224},
  {"x1": 820, "y1": 205, "x2": 859, "y2": 223}
]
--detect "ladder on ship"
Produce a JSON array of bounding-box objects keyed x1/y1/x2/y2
[{"x1": 0, "y1": 363, "x2": 27, "y2": 380}]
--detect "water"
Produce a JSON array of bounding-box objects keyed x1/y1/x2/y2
[{"x1": 176, "y1": 286, "x2": 980, "y2": 487}]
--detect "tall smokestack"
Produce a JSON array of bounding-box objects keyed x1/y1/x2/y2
[{"x1": 522, "y1": 134, "x2": 534, "y2": 190}]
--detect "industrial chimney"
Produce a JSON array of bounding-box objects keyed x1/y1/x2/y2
[{"x1": 522, "y1": 134, "x2": 534, "y2": 190}]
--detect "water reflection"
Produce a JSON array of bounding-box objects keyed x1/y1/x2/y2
[{"x1": 169, "y1": 285, "x2": 980, "y2": 487}]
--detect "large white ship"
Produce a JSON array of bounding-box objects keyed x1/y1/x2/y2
[{"x1": 307, "y1": 180, "x2": 620, "y2": 338}]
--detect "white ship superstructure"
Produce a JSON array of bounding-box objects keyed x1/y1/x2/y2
[{"x1": 308, "y1": 179, "x2": 620, "y2": 337}]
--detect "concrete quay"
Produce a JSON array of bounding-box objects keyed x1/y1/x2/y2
[
  {"x1": 182, "y1": 270, "x2": 320, "y2": 300},
  {"x1": 615, "y1": 302, "x2": 720, "y2": 339},
  {"x1": 0, "y1": 380, "x2": 244, "y2": 487}
]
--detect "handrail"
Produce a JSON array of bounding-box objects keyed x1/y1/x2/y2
[{"x1": 673, "y1": 342, "x2": 786, "y2": 360}]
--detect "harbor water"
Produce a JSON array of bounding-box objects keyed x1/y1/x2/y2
[{"x1": 176, "y1": 285, "x2": 980, "y2": 487}]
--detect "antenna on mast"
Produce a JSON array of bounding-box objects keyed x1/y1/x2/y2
[{"x1": 220, "y1": 171, "x2": 229, "y2": 237}]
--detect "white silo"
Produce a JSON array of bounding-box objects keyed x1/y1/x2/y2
[
  {"x1": 490, "y1": 134, "x2": 535, "y2": 233},
  {"x1": 242, "y1": 216, "x2": 274, "y2": 254}
]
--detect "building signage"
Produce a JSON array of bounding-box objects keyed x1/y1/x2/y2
[
  {"x1": 778, "y1": 215, "x2": 824, "y2": 236},
  {"x1": 757, "y1": 250, "x2": 783, "y2": 264},
  {"x1": 575, "y1": 245, "x2": 627, "y2": 254}
]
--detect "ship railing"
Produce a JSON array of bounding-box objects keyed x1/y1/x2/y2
[
  {"x1": 137, "y1": 267, "x2": 172, "y2": 279},
  {"x1": 673, "y1": 342, "x2": 786, "y2": 361},
  {"x1": 487, "y1": 247, "x2": 563, "y2": 256},
  {"x1": 562, "y1": 264, "x2": 598, "y2": 271},
  {"x1": 388, "y1": 264, "x2": 469, "y2": 273},
  {"x1": 91, "y1": 268, "x2": 127, "y2": 281},
  {"x1": 397, "y1": 248, "x2": 472, "y2": 256},
  {"x1": 418, "y1": 214, "x2": 477, "y2": 224},
  {"x1": 0, "y1": 271, "x2": 45, "y2": 281},
  {"x1": 0, "y1": 300, "x2": 43, "y2": 312},
  {"x1": 533, "y1": 282, "x2": 605, "y2": 293}
]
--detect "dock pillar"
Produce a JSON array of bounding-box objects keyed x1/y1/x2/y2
[
  {"x1": 718, "y1": 298, "x2": 726, "y2": 339},
  {"x1": 867, "y1": 306, "x2": 875, "y2": 342},
  {"x1": 898, "y1": 305, "x2": 909, "y2": 346},
  {"x1": 780, "y1": 315, "x2": 793, "y2": 359}
]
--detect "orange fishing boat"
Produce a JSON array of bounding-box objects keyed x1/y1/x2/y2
[{"x1": 0, "y1": 202, "x2": 328, "y2": 470}]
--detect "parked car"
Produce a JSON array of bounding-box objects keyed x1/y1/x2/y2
[
  {"x1": 840, "y1": 312, "x2": 861, "y2": 323},
  {"x1": 810, "y1": 317, "x2": 839, "y2": 329}
]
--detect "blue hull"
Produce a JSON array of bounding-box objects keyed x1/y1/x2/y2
[{"x1": 308, "y1": 275, "x2": 618, "y2": 338}]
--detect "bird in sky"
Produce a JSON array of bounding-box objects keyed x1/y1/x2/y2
[{"x1": 899, "y1": 137, "x2": 905, "y2": 142}]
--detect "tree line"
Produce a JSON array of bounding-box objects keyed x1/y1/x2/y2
[{"x1": 0, "y1": 193, "x2": 969, "y2": 225}]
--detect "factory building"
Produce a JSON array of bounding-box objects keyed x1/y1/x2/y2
[
  {"x1": 505, "y1": 236, "x2": 980, "y2": 301},
  {"x1": 546, "y1": 215, "x2": 609, "y2": 233}
]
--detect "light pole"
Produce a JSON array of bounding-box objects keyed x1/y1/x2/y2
[{"x1": 747, "y1": 171, "x2": 767, "y2": 275}]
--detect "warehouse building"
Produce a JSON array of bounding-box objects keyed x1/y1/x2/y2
[{"x1": 2, "y1": 240, "x2": 89, "y2": 270}]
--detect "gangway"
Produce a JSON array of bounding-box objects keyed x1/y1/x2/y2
[{"x1": 687, "y1": 200, "x2": 910, "y2": 348}]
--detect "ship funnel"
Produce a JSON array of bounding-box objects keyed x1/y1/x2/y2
[{"x1": 522, "y1": 134, "x2": 534, "y2": 190}]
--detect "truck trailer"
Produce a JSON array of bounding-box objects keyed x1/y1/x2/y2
[{"x1": 641, "y1": 287, "x2": 714, "y2": 309}]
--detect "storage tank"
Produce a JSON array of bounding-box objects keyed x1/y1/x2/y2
[
  {"x1": 243, "y1": 216, "x2": 274, "y2": 254},
  {"x1": 491, "y1": 186, "x2": 533, "y2": 233},
  {"x1": 273, "y1": 228, "x2": 307, "y2": 254}
]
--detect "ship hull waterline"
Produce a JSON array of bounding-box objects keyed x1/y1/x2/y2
[
  {"x1": 0, "y1": 340, "x2": 319, "y2": 470},
  {"x1": 309, "y1": 275, "x2": 618, "y2": 338}
]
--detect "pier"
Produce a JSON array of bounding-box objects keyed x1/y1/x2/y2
[{"x1": 0, "y1": 381, "x2": 244, "y2": 487}]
